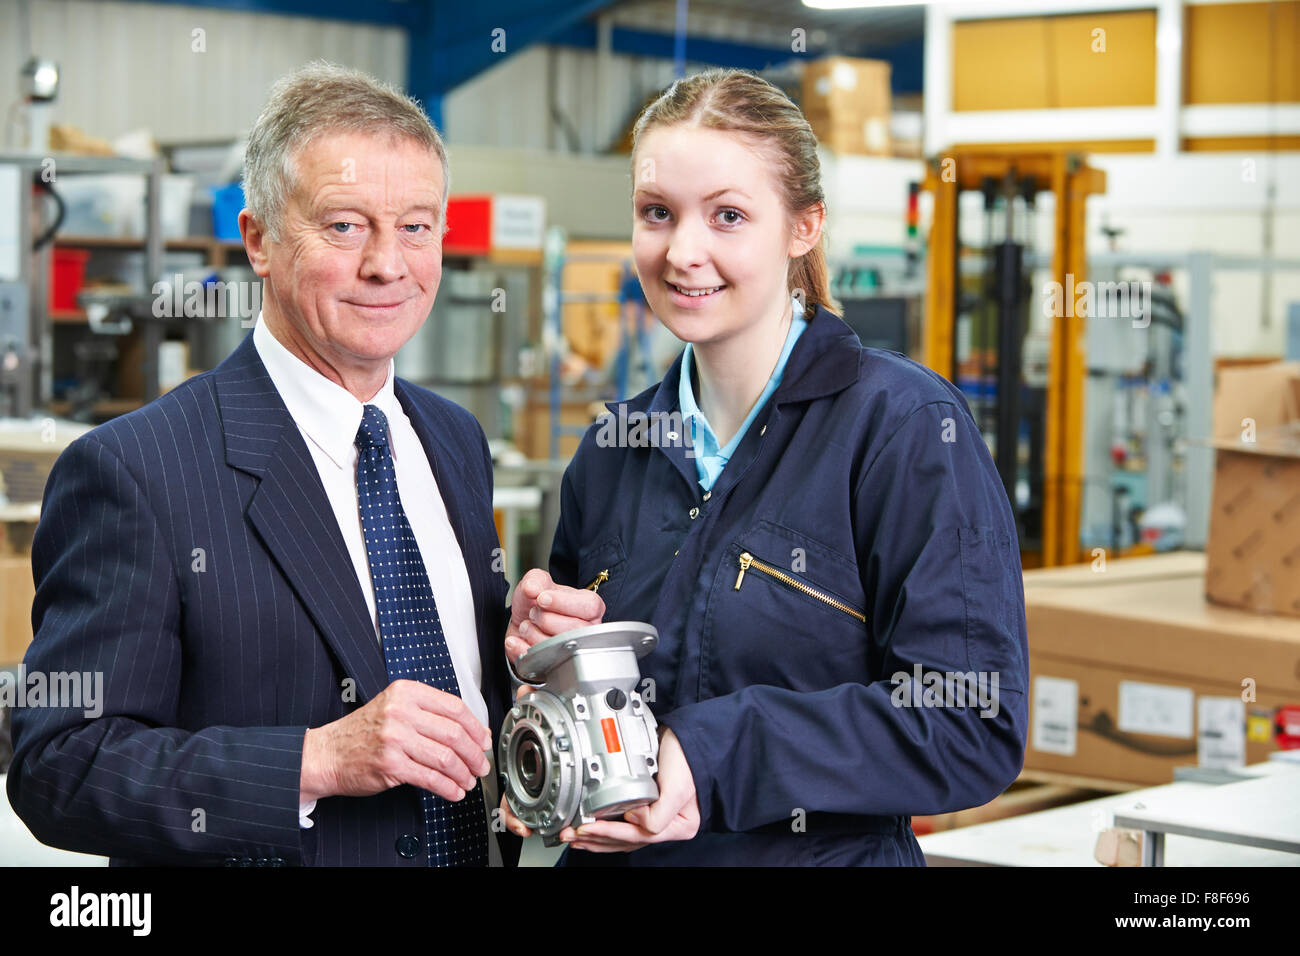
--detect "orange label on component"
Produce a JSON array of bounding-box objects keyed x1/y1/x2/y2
[{"x1": 601, "y1": 717, "x2": 622, "y2": 753}]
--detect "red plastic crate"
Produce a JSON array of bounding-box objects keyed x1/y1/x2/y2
[
  {"x1": 50, "y1": 248, "x2": 91, "y2": 311},
  {"x1": 443, "y1": 195, "x2": 492, "y2": 256}
]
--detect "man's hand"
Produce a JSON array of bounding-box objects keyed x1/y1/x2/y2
[
  {"x1": 299, "y1": 679, "x2": 492, "y2": 804},
  {"x1": 560, "y1": 728, "x2": 700, "y2": 852},
  {"x1": 505, "y1": 568, "x2": 605, "y2": 666}
]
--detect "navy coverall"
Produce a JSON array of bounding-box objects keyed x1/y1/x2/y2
[{"x1": 550, "y1": 305, "x2": 1029, "y2": 866}]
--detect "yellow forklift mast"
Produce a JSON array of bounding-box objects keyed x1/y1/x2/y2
[{"x1": 922, "y1": 148, "x2": 1106, "y2": 568}]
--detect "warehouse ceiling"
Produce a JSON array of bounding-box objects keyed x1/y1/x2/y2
[{"x1": 603, "y1": 0, "x2": 926, "y2": 55}]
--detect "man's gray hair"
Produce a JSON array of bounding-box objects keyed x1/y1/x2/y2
[{"x1": 243, "y1": 60, "x2": 449, "y2": 241}]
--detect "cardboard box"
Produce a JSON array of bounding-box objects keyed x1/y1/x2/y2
[
  {"x1": 1205, "y1": 361, "x2": 1300, "y2": 617},
  {"x1": 513, "y1": 397, "x2": 602, "y2": 461},
  {"x1": 561, "y1": 240, "x2": 632, "y2": 370},
  {"x1": 1023, "y1": 553, "x2": 1300, "y2": 787},
  {"x1": 562, "y1": 303, "x2": 621, "y2": 371},
  {"x1": 802, "y1": 57, "x2": 891, "y2": 116},
  {"x1": 0, "y1": 419, "x2": 92, "y2": 504},
  {"x1": 0, "y1": 555, "x2": 36, "y2": 667},
  {"x1": 804, "y1": 109, "x2": 892, "y2": 157},
  {"x1": 802, "y1": 57, "x2": 892, "y2": 156},
  {"x1": 0, "y1": 504, "x2": 38, "y2": 557}
]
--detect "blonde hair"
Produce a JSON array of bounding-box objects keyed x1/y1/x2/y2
[
  {"x1": 631, "y1": 68, "x2": 836, "y2": 317},
  {"x1": 244, "y1": 61, "x2": 448, "y2": 242}
]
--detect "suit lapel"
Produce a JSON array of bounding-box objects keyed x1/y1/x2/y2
[{"x1": 214, "y1": 333, "x2": 389, "y2": 704}]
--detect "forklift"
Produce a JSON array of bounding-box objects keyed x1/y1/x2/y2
[{"x1": 921, "y1": 148, "x2": 1106, "y2": 568}]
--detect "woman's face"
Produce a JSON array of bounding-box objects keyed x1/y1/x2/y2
[{"x1": 632, "y1": 124, "x2": 810, "y2": 349}]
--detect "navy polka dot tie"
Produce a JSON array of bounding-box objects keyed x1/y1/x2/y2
[{"x1": 355, "y1": 404, "x2": 489, "y2": 867}]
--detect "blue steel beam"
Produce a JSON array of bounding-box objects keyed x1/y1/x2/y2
[
  {"x1": 110, "y1": 1, "x2": 922, "y2": 123},
  {"x1": 409, "y1": 0, "x2": 622, "y2": 131},
  {"x1": 112, "y1": 0, "x2": 621, "y2": 127},
  {"x1": 550, "y1": 24, "x2": 924, "y2": 93},
  {"x1": 864, "y1": 35, "x2": 923, "y2": 93},
  {"x1": 552, "y1": 23, "x2": 815, "y2": 73},
  {"x1": 112, "y1": 0, "x2": 423, "y2": 28}
]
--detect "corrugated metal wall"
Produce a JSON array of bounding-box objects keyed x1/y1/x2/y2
[
  {"x1": 1, "y1": 0, "x2": 684, "y2": 154},
  {"x1": 443, "y1": 45, "x2": 681, "y2": 153},
  {"x1": 1, "y1": 0, "x2": 406, "y2": 144}
]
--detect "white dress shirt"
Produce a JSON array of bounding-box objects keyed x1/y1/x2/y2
[{"x1": 252, "y1": 314, "x2": 488, "y2": 829}]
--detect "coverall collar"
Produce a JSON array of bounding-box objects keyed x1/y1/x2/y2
[{"x1": 608, "y1": 303, "x2": 865, "y2": 421}]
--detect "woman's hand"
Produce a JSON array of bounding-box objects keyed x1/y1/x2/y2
[
  {"x1": 561, "y1": 728, "x2": 700, "y2": 852},
  {"x1": 499, "y1": 792, "x2": 533, "y2": 839},
  {"x1": 505, "y1": 569, "x2": 606, "y2": 665}
]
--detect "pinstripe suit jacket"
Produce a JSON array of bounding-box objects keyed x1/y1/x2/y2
[{"x1": 7, "y1": 330, "x2": 520, "y2": 867}]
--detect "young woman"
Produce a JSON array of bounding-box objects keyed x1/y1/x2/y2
[{"x1": 504, "y1": 69, "x2": 1029, "y2": 866}]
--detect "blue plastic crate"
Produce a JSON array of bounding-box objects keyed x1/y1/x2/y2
[{"x1": 211, "y1": 183, "x2": 245, "y2": 241}]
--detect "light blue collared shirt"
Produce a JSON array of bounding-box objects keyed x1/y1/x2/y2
[{"x1": 679, "y1": 296, "x2": 807, "y2": 492}]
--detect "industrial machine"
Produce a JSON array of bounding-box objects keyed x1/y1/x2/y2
[{"x1": 499, "y1": 621, "x2": 660, "y2": 847}]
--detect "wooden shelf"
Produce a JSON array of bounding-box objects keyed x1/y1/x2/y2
[
  {"x1": 54, "y1": 235, "x2": 248, "y2": 268},
  {"x1": 54, "y1": 234, "x2": 246, "y2": 253},
  {"x1": 58, "y1": 235, "x2": 538, "y2": 266},
  {"x1": 50, "y1": 308, "x2": 88, "y2": 323},
  {"x1": 443, "y1": 245, "x2": 543, "y2": 267}
]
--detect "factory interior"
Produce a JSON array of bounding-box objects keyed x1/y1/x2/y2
[{"x1": 0, "y1": 0, "x2": 1297, "y2": 881}]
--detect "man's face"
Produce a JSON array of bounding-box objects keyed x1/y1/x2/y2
[{"x1": 247, "y1": 130, "x2": 444, "y2": 383}]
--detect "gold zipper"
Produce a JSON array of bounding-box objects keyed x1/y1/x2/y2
[
  {"x1": 734, "y1": 552, "x2": 866, "y2": 623},
  {"x1": 586, "y1": 569, "x2": 610, "y2": 593}
]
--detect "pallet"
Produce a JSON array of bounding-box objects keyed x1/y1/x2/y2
[{"x1": 912, "y1": 778, "x2": 1107, "y2": 835}]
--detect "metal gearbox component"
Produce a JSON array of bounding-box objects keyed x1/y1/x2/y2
[{"x1": 499, "y1": 621, "x2": 659, "y2": 847}]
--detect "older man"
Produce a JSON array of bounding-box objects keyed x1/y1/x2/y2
[{"x1": 7, "y1": 62, "x2": 599, "y2": 867}]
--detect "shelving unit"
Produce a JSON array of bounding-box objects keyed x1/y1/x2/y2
[
  {"x1": 55, "y1": 234, "x2": 248, "y2": 266},
  {"x1": 1, "y1": 152, "x2": 164, "y2": 417},
  {"x1": 44, "y1": 238, "x2": 247, "y2": 328},
  {"x1": 2, "y1": 152, "x2": 552, "y2": 428}
]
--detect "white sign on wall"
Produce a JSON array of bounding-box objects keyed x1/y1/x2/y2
[{"x1": 492, "y1": 195, "x2": 545, "y2": 250}]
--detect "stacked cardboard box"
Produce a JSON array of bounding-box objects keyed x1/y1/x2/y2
[
  {"x1": 562, "y1": 240, "x2": 633, "y2": 372},
  {"x1": 0, "y1": 421, "x2": 90, "y2": 666},
  {"x1": 1204, "y1": 361, "x2": 1300, "y2": 618},
  {"x1": 1023, "y1": 362, "x2": 1300, "y2": 787},
  {"x1": 512, "y1": 395, "x2": 604, "y2": 462},
  {"x1": 890, "y1": 92, "x2": 924, "y2": 159},
  {"x1": 0, "y1": 553, "x2": 35, "y2": 667},
  {"x1": 0, "y1": 504, "x2": 39, "y2": 667},
  {"x1": 1022, "y1": 552, "x2": 1300, "y2": 787},
  {"x1": 0, "y1": 421, "x2": 90, "y2": 505},
  {"x1": 801, "y1": 57, "x2": 892, "y2": 157}
]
